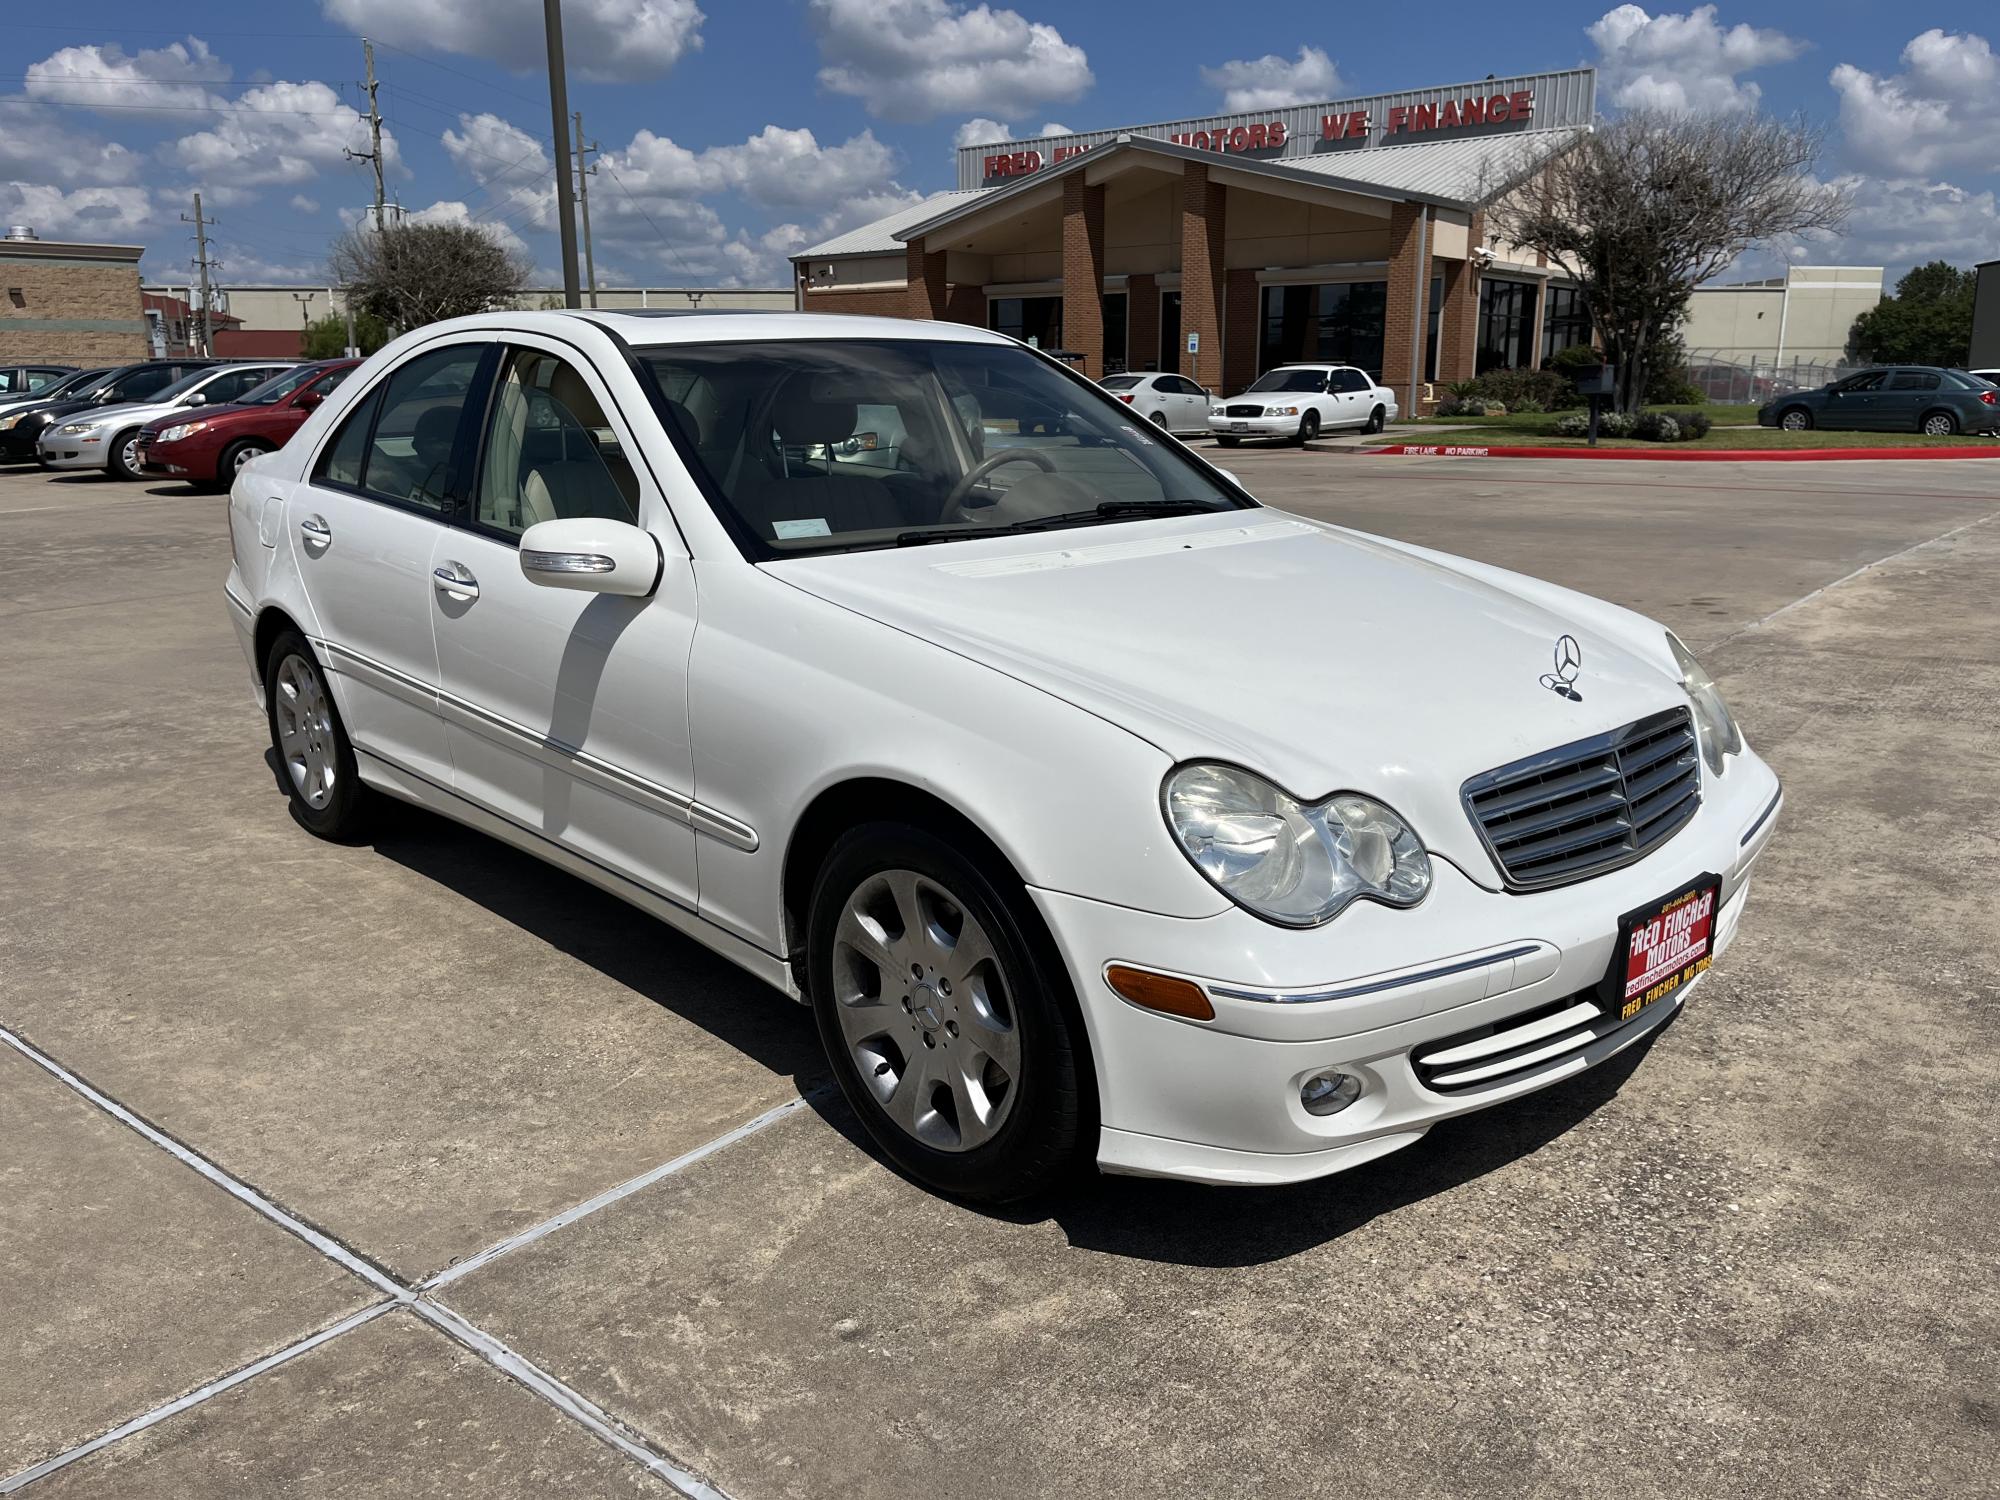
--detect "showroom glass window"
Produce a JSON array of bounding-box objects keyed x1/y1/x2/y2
[
  {"x1": 1426, "y1": 274, "x2": 1443, "y2": 383},
  {"x1": 1102, "y1": 291, "x2": 1127, "y2": 374},
  {"x1": 1478, "y1": 279, "x2": 1539, "y2": 371},
  {"x1": 988, "y1": 296, "x2": 1063, "y2": 352},
  {"x1": 1542, "y1": 285, "x2": 1593, "y2": 362},
  {"x1": 1259, "y1": 282, "x2": 1387, "y2": 378}
]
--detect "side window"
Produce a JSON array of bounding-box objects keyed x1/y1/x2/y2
[
  {"x1": 1840, "y1": 372, "x2": 1885, "y2": 393},
  {"x1": 28, "y1": 370, "x2": 63, "y2": 391},
  {"x1": 362, "y1": 345, "x2": 486, "y2": 514},
  {"x1": 117, "y1": 367, "x2": 176, "y2": 402},
  {"x1": 316, "y1": 385, "x2": 380, "y2": 490},
  {"x1": 1888, "y1": 371, "x2": 1939, "y2": 392},
  {"x1": 203, "y1": 368, "x2": 273, "y2": 404},
  {"x1": 1337, "y1": 370, "x2": 1369, "y2": 393},
  {"x1": 474, "y1": 348, "x2": 638, "y2": 538}
]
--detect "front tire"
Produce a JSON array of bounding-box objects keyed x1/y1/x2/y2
[
  {"x1": 1216, "y1": 436, "x2": 1240, "y2": 448},
  {"x1": 263, "y1": 630, "x2": 367, "y2": 839},
  {"x1": 109, "y1": 428, "x2": 145, "y2": 481},
  {"x1": 1779, "y1": 407, "x2": 1812, "y2": 432},
  {"x1": 220, "y1": 439, "x2": 272, "y2": 484},
  {"x1": 807, "y1": 822, "x2": 1087, "y2": 1202},
  {"x1": 1295, "y1": 410, "x2": 1321, "y2": 445},
  {"x1": 1920, "y1": 410, "x2": 1958, "y2": 437}
]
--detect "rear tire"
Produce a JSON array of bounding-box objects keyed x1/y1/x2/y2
[
  {"x1": 263, "y1": 630, "x2": 368, "y2": 839},
  {"x1": 1364, "y1": 405, "x2": 1386, "y2": 435},
  {"x1": 807, "y1": 822, "x2": 1087, "y2": 1203},
  {"x1": 1150, "y1": 410, "x2": 1169, "y2": 429},
  {"x1": 109, "y1": 428, "x2": 145, "y2": 481},
  {"x1": 1296, "y1": 410, "x2": 1321, "y2": 446},
  {"x1": 1919, "y1": 410, "x2": 1958, "y2": 437}
]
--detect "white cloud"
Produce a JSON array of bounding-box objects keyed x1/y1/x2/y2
[
  {"x1": 954, "y1": 117, "x2": 1013, "y2": 149},
  {"x1": 1831, "y1": 30, "x2": 2000, "y2": 177},
  {"x1": 24, "y1": 38, "x2": 229, "y2": 116},
  {"x1": 0, "y1": 99, "x2": 143, "y2": 185},
  {"x1": 1199, "y1": 45, "x2": 1340, "y2": 112},
  {"x1": 1588, "y1": 5, "x2": 1805, "y2": 113},
  {"x1": 810, "y1": 0, "x2": 1092, "y2": 123},
  {"x1": 169, "y1": 80, "x2": 394, "y2": 188},
  {"x1": 320, "y1": 0, "x2": 703, "y2": 83},
  {"x1": 1820, "y1": 174, "x2": 2000, "y2": 273},
  {"x1": 0, "y1": 182, "x2": 159, "y2": 241},
  {"x1": 290, "y1": 194, "x2": 320, "y2": 213},
  {"x1": 404, "y1": 199, "x2": 533, "y2": 261}
]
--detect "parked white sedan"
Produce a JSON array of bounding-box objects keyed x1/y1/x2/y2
[
  {"x1": 1099, "y1": 371, "x2": 1213, "y2": 434},
  {"x1": 40, "y1": 361, "x2": 296, "y2": 479},
  {"x1": 225, "y1": 310, "x2": 1780, "y2": 1201},
  {"x1": 1209, "y1": 362, "x2": 1398, "y2": 445}
]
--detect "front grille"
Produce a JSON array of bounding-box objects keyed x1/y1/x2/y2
[
  {"x1": 1463, "y1": 707, "x2": 1700, "y2": 891},
  {"x1": 1413, "y1": 987, "x2": 1663, "y2": 1094},
  {"x1": 1224, "y1": 403, "x2": 1265, "y2": 418}
]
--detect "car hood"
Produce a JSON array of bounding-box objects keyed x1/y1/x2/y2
[{"x1": 767, "y1": 510, "x2": 1690, "y2": 887}]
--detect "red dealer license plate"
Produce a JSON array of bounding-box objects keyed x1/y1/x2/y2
[{"x1": 1603, "y1": 874, "x2": 1721, "y2": 1024}]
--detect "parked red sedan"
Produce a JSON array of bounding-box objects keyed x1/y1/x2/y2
[{"x1": 138, "y1": 358, "x2": 360, "y2": 487}]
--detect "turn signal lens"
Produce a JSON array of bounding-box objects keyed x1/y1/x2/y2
[
  {"x1": 1982, "y1": 391, "x2": 1997, "y2": 406},
  {"x1": 1117, "y1": 394, "x2": 1134, "y2": 403},
  {"x1": 1106, "y1": 965, "x2": 1214, "y2": 1021}
]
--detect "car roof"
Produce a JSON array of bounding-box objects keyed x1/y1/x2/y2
[{"x1": 406, "y1": 307, "x2": 1022, "y2": 353}]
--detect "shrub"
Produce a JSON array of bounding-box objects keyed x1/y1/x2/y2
[
  {"x1": 1468, "y1": 367, "x2": 1577, "y2": 411},
  {"x1": 1673, "y1": 408, "x2": 1712, "y2": 439},
  {"x1": 1634, "y1": 411, "x2": 1682, "y2": 442},
  {"x1": 1548, "y1": 344, "x2": 1604, "y2": 375},
  {"x1": 1511, "y1": 398, "x2": 1546, "y2": 414},
  {"x1": 1553, "y1": 412, "x2": 1590, "y2": 437},
  {"x1": 1435, "y1": 398, "x2": 1488, "y2": 417},
  {"x1": 1597, "y1": 410, "x2": 1635, "y2": 437}
]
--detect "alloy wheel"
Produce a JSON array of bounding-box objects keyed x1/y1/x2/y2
[
  {"x1": 1922, "y1": 413, "x2": 1955, "y2": 437},
  {"x1": 1781, "y1": 410, "x2": 1809, "y2": 431},
  {"x1": 232, "y1": 444, "x2": 266, "y2": 474},
  {"x1": 273, "y1": 653, "x2": 337, "y2": 810},
  {"x1": 831, "y1": 868, "x2": 1019, "y2": 1152}
]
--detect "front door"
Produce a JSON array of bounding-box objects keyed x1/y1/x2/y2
[
  {"x1": 1829, "y1": 370, "x2": 1887, "y2": 429},
  {"x1": 429, "y1": 339, "x2": 700, "y2": 911},
  {"x1": 287, "y1": 339, "x2": 488, "y2": 787}
]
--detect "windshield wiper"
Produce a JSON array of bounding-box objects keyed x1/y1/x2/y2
[{"x1": 894, "y1": 499, "x2": 1217, "y2": 548}]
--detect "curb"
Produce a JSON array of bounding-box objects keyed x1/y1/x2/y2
[{"x1": 1361, "y1": 442, "x2": 2000, "y2": 461}]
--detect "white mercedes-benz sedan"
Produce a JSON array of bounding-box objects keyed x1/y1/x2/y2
[{"x1": 223, "y1": 310, "x2": 1781, "y2": 1201}]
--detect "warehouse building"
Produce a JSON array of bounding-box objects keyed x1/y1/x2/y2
[
  {"x1": 1680, "y1": 266, "x2": 1884, "y2": 368},
  {"x1": 0, "y1": 226, "x2": 148, "y2": 364},
  {"x1": 791, "y1": 69, "x2": 1600, "y2": 411}
]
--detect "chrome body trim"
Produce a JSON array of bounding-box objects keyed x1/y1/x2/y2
[{"x1": 1207, "y1": 943, "x2": 1545, "y2": 1005}]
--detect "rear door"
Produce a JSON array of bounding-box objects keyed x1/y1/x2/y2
[
  {"x1": 286, "y1": 338, "x2": 489, "y2": 787},
  {"x1": 1883, "y1": 369, "x2": 1938, "y2": 431},
  {"x1": 429, "y1": 336, "x2": 700, "y2": 909},
  {"x1": 1167, "y1": 376, "x2": 1208, "y2": 431}
]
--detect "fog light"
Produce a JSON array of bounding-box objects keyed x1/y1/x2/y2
[{"x1": 1300, "y1": 1070, "x2": 1362, "y2": 1116}]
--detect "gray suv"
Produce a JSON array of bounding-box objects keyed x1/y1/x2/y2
[{"x1": 1760, "y1": 367, "x2": 2000, "y2": 436}]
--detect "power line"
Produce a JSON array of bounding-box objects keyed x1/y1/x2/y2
[{"x1": 598, "y1": 161, "x2": 705, "y2": 286}]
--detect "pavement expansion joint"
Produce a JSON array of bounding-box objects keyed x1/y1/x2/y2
[{"x1": 0, "y1": 1021, "x2": 810, "y2": 1499}]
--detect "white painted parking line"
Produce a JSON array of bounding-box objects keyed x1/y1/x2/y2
[
  {"x1": 0, "y1": 1020, "x2": 803, "y2": 1498},
  {"x1": 424, "y1": 1092, "x2": 821, "y2": 1291},
  {"x1": 0, "y1": 1303, "x2": 400, "y2": 1495}
]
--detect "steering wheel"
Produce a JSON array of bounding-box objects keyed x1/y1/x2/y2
[{"x1": 939, "y1": 448, "x2": 1057, "y2": 520}]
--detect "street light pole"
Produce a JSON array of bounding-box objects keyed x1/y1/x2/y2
[{"x1": 543, "y1": 0, "x2": 582, "y2": 308}]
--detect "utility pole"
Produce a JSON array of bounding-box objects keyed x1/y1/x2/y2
[
  {"x1": 344, "y1": 39, "x2": 387, "y2": 232},
  {"x1": 573, "y1": 111, "x2": 599, "y2": 308},
  {"x1": 181, "y1": 193, "x2": 218, "y2": 356},
  {"x1": 544, "y1": 0, "x2": 582, "y2": 307}
]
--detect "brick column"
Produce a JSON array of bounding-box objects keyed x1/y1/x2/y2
[
  {"x1": 1223, "y1": 268, "x2": 1259, "y2": 395},
  {"x1": 1127, "y1": 273, "x2": 1159, "y2": 370},
  {"x1": 1384, "y1": 202, "x2": 1433, "y2": 414},
  {"x1": 905, "y1": 239, "x2": 948, "y2": 320},
  {"x1": 945, "y1": 283, "x2": 985, "y2": 327},
  {"x1": 1437, "y1": 210, "x2": 1485, "y2": 385},
  {"x1": 1180, "y1": 163, "x2": 1225, "y2": 389},
  {"x1": 1061, "y1": 175, "x2": 1107, "y2": 377}
]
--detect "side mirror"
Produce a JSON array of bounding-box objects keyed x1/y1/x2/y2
[
  {"x1": 518, "y1": 517, "x2": 660, "y2": 597},
  {"x1": 293, "y1": 388, "x2": 324, "y2": 409},
  {"x1": 184, "y1": 392, "x2": 207, "y2": 407}
]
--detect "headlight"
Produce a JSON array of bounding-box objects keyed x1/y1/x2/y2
[
  {"x1": 1667, "y1": 632, "x2": 1742, "y2": 775},
  {"x1": 0, "y1": 414, "x2": 20, "y2": 431},
  {"x1": 1163, "y1": 764, "x2": 1431, "y2": 926},
  {"x1": 159, "y1": 422, "x2": 205, "y2": 443},
  {"x1": 57, "y1": 421, "x2": 97, "y2": 435},
  {"x1": 1267, "y1": 405, "x2": 1300, "y2": 416}
]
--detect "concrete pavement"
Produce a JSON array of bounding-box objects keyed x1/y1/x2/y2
[{"x1": 2, "y1": 455, "x2": 1994, "y2": 1497}]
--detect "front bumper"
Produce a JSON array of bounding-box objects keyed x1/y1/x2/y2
[
  {"x1": 1208, "y1": 413, "x2": 1305, "y2": 438},
  {"x1": 35, "y1": 430, "x2": 109, "y2": 470},
  {"x1": 1034, "y1": 747, "x2": 1782, "y2": 1185}
]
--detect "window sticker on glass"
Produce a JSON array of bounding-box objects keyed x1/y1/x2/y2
[{"x1": 773, "y1": 517, "x2": 833, "y2": 539}]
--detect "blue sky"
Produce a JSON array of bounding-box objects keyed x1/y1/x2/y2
[{"x1": 4, "y1": 2, "x2": 1993, "y2": 291}]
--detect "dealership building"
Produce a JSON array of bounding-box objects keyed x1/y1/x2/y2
[{"x1": 792, "y1": 68, "x2": 1601, "y2": 410}]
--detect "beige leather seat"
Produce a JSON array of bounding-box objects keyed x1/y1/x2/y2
[{"x1": 732, "y1": 383, "x2": 904, "y2": 538}]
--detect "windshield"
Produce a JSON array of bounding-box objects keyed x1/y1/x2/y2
[
  {"x1": 149, "y1": 368, "x2": 217, "y2": 403},
  {"x1": 1245, "y1": 368, "x2": 1327, "y2": 394},
  {"x1": 637, "y1": 339, "x2": 1251, "y2": 556},
  {"x1": 33, "y1": 369, "x2": 101, "y2": 400},
  {"x1": 240, "y1": 365, "x2": 330, "y2": 405}
]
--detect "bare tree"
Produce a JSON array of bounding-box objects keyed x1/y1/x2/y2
[
  {"x1": 1484, "y1": 112, "x2": 1849, "y2": 412},
  {"x1": 330, "y1": 221, "x2": 530, "y2": 335}
]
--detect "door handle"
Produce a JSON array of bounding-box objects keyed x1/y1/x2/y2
[
  {"x1": 299, "y1": 514, "x2": 331, "y2": 543},
  {"x1": 433, "y1": 562, "x2": 480, "y2": 601}
]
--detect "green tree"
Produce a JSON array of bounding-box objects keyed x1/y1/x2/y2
[
  {"x1": 1848, "y1": 261, "x2": 1975, "y2": 368},
  {"x1": 301, "y1": 310, "x2": 389, "y2": 359},
  {"x1": 329, "y1": 221, "x2": 530, "y2": 333}
]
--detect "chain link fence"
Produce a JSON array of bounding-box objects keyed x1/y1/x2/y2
[{"x1": 1684, "y1": 351, "x2": 1867, "y2": 406}]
